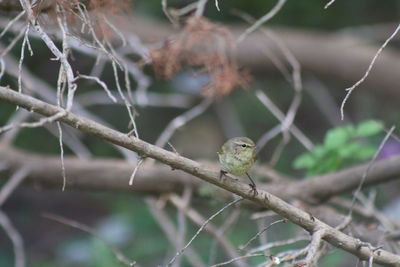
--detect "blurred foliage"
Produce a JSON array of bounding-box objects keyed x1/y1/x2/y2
[
  {"x1": 0, "y1": 1, "x2": 398, "y2": 266},
  {"x1": 135, "y1": 0, "x2": 400, "y2": 29},
  {"x1": 293, "y1": 120, "x2": 384, "y2": 176}
]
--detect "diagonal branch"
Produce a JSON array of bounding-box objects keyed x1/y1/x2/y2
[{"x1": 0, "y1": 86, "x2": 399, "y2": 266}]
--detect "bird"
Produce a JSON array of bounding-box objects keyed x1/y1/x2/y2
[{"x1": 217, "y1": 137, "x2": 257, "y2": 195}]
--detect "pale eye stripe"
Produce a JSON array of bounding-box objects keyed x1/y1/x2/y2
[{"x1": 234, "y1": 142, "x2": 254, "y2": 147}]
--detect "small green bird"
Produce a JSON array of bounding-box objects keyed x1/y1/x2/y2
[{"x1": 217, "y1": 137, "x2": 257, "y2": 194}]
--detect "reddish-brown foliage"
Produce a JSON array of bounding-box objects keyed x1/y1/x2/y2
[
  {"x1": 37, "y1": 0, "x2": 132, "y2": 41},
  {"x1": 150, "y1": 17, "x2": 250, "y2": 97}
]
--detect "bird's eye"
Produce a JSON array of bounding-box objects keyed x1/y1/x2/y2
[{"x1": 241, "y1": 144, "x2": 247, "y2": 148}]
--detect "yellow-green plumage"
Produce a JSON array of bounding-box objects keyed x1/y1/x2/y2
[{"x1": 218, "y1": 137, "x2": 256, "y2": 176}]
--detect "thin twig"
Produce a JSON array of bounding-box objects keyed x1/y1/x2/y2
[
  {"x1": 236, "y1": 0, "x2": 287, "y2": 43},
  {"x1": 57, "y1": 122, "x2": 67, "y2": 191},
  {"x1": 18, "y1": 25, "x2": 32, "y2": 94},
  {"x1": 76, "y1": 74, "x2": 117, "y2": 103},
  {"x1": 195, "y1": 0, "x2": 209, "y2": 17},
  {"x1": 340, "y1": 23, "x2": 400, "y2": 120},
  {"x1": 255, "y1": 90, "x2": 313, "y2": 151},
  {"x1": 155, "y1": 98, "x2": 213, "y2": 149},
  {"x1": 111, "y1": 61, "x2": 139, "y2": 138},
  {"x1": 239, "y1": 218, "x2": 287, "y2": 250},
  {"x1": 129, "y1": 157, "x2": 144, "y2": 186},
  {"x1": 175, "y1": 187, "x2": 192, "y2": 267},
  {"x1": 0, "y1": 110, "x2": 67, "y2": 134},
  {"x1": 0, "y1": 10, "x2": 25, "y2": 39},
  {"x1": 324, "y1": 0, "x2": 336, "y2": 9},
  {"x1": 348, "y1": 126, "x2": 395, "y2": 217},
  {"x1": 162, "y1": 0, "x2": 178, "y2": 27},
  {"x1": 211, "y1": 253, "x2": 265, "y2": 267},
  {"x1": 302, "y1": 229, "x2": 325, "y2": 267},
  {"x1": 19, "y1": 0, "x2": 77, "y2": 111},
  {"x1": 42, "y1": 213, "x2": 136, "y2": 266},
  {"x1": 248, "y1": 235, "x2": 308, "y2": 254},
  {"x1": 168, "y1": 194, "x2": 244, "y2": 267},
  {"x1": 0, "y1": 211, "x2": 25, "y2": 267},
  {"x1": 0, "y1": 167, "x2": 31, "y2": 207},
  {"x1": 103, "y1": 16, "x2": 127, "y2": 46},
  {"x1": 167, "y1": 197, "x2": 244, "y2": 266},
  {"x1": 145, "y1": 197, "x2": 206, "y2": 267},
  {"x1": 0, "y1": 24, "x2": 25, "y2": 57},
  {"x1": 215, "y1": 0, "x2": 220, "y2": 11}
]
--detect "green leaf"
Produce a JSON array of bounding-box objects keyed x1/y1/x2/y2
[
  {"x1": 324, "y1": 127, "x2": 350, "y2": 149},
  {"x1": 337, "y1": 143, "x2": 362, "y2": 158},
  {"x1": 313, "y1": 145, "x2": 328, "y2": 158},
  {"x1": 343, "y1": 125, "x2": 356, "y2": 135},
  {"x1": 307, "y1": 155, "x2": 341, "y2": 176},
  {"x1": 353, "y1": 146, "x2": 376, "y2": 160},
  {"x1": 293, "y1": 153, "x2": 315, "y2": 169},
  {"x1": 356, "y1": 120, "x2": 383, "y2": 137}
]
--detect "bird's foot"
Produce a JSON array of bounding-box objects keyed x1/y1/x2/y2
[
  {"x1": 249, "y1": 183, "x2": 258, "y2": 196},
  {"x1": 219, "y1": 170, "x2": 227, "y2": 180}
]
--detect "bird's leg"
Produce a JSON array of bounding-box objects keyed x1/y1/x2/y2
[
  {"x1": 246, "y1": 172, "x2": 258, "y2": 196},
  {"x1": 220, "y1": 170, "x2": 228, "y2": 180}
]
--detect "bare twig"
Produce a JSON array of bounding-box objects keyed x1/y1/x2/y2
[
  {"x1": 0, "y1": 110, "x2": 67, "y2": 134},
  {"x1": 239, "y1": 218, "x2": 287, "y2": 250},
  {"x1": 168, "y1": 194, "x2": 244, "y2": 267},
  {"x1": 195, "y1": 0, "x2": 209, "y2": 17},
  {"x1": 340, "y1": 23, "x2": 400, "y2": 120},
  {"x1": 324, "y1": 0, "x2": 336, "y2": 9},
  {"x1": 348, "y1": 126, "x2": 395, "y2": 217},
  {"x1": 76, "y1": 74, "x2": 117, "y2": 103},
  {"x1": 0, "y1": 167, "x2": 30, "y2": 207},
  {"x1": 111, "y1": 61, "x2": 139, "y2": 138},
  {"x1": 0, "y1": 211, "x2": 25, "y2": 267},
  {"x1": 162, "y1": 0, "x2": 178, "y2": 27},
  {"x1": 19, "y1": 0, "x2": 77, "y2": 110},
  {"x1": 18, "y1": 25, "x2": 32, "y2": 94},
  {"x1": 129, "y1": 157, "x2": 144, "y2": 186},
  {"x1": 330, "y1": 197, "x2": 400, "y2": 232},
  {"x1": 167, "y1": 197, "x2": 244, "y2": 266},
  {"x1": 57, "y1": 122, "x2": 67, "y2": 191},
  {"x1": 302, "y1": 229, "x2": 325, "y2": 267},
  {"x1": 155, "y1": 98, "x2": 213, "y2": 149},
  {"x1": 233, "y1": 10, "x2": 306, "y2": 161},
  {"x1": 208, "y1": 208, "x2": 242, "y2": 265},
  {"x1": 210, "y1": 253, "x2": 265, "y2": 267},
  {"x1": 255, "y1": 90, "x2": 313, "y2": 151},
  {"x1": 215, "y1": 0, "x2": 221, "y2": 11},
  {"x1": 103, "y1": 16, "x2": 127, "y2": 46},
  {"x1": 265, "y1": 247, "x2": 309, "y2": 266},
  {"x1": 146, "y1": 197, "x2": 206, "y2": 267},
  {"x1": 42, "y1": 213, "x2": 136, "y2": 266},
  {"x1": 248, "y1": 235, "x2": 309, "y2": 254},
  {"x1": 0, "y1": 59, "x2": 4, "y2": 81},
  {"x1": 236, "y1": 0, "x2": 287, "y2": 43},
  {"x1": 175, "y1": 187, "x2": 192, "y2": 267},
  {"x1": 0, "y1": 24, "x2": 25, "y2": 57},
  {"x1": 304, "y1": 76, "x2": 346, "y2": 125},
  {"x1": 0, "y1": 10, "x2": 25, "y2": 39}
]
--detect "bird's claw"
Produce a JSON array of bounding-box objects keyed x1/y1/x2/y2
[
  {"x1": 219, "y1": 170, "x2": 227, "y2": 180},
  {"x1": 249, "y1": 183, "x2": 258, "y2": 196}
]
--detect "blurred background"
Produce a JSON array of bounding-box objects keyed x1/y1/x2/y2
[{"x1": 0, "y1": 0, "x2": 400, "y2": 266}]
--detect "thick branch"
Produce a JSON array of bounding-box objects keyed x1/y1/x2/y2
[
  {"x1": 267, "y1": 157, "x2": 400, "y2": 203},
  {"x1": 2, "y1": 143, "x2": 400, "y2": 204},
  {"x1": 0, "y1": 86, "x2": 399, "y2": 266},
  {"x1": 0, "y1": 144, "x2": 199, "y2": 193},
  {"x1": 127, "y1": 17, "x2": 400, "y2": 96}
]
